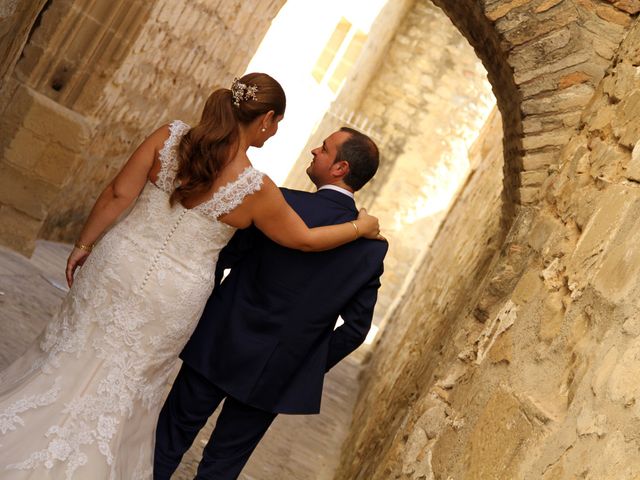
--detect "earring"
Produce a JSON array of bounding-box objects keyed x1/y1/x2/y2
[{"x1": 261, "y1": 127, "x2": 266, "y2": 132}]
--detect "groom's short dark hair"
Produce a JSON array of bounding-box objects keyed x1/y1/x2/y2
[{"x1": 335, "y1": 127, "x2": 379, "y2": 191}]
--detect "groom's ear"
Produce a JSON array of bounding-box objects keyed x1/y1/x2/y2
[{"x1": 331, "y1": 160, "x2": 350, "y2": 178}]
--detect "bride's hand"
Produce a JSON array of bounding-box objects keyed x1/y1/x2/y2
[
  {"x1": 355, "y1": 208, "x2": 384, "y2": 240},
  {"x1": 66, "y1": 247, "x2": 91, "y2": 288}
]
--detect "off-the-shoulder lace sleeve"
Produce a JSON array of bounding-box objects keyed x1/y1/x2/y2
[{"x1": 156, "y1": 120, "x2": 190, "y2": 193}]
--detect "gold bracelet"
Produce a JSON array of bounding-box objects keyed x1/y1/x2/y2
[
  {"x1": 350, "y1": 221, "x2": 360, "y2": 240},
  {"x1": 75, "y1": 242, "x2": 94, "y2": 253}
]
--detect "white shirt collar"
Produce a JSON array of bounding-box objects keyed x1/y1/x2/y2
[{"x1": 318, "y1": 184, "x2": 354, "y2": 199}]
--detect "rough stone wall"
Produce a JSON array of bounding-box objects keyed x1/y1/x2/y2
[
  {"x1": 0, "y1": 0, "x2": 47, "y2": 90},
  {"x1": 0, "y1": 0, "x2": 285, "y2": 254},
  {"x1": 336, "y1": 16, "x2": 640, "y2": 480}
]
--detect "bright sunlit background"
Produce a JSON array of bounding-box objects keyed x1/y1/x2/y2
[{"x1": 245, "y1": 0, "x2": 389, "y2": 184}]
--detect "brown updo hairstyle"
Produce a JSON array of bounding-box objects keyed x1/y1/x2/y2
[{"x1": 169, "y1": 72, "x2": 286, "y2": 206}]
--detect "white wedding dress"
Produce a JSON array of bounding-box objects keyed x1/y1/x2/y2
[{"x1": 0, "y1": 120, "x2": 264, "y2": 479}]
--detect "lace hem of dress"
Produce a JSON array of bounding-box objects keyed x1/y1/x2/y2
[{"x1": 0, "y1": 377, "x2": 61, "y2": 436}]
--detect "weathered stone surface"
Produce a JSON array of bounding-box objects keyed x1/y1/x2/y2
[
  {"x1": 522, "y1": 128, "x2": 574, "y2": 149},
  {"x1": 569, "y1": 185, "x2": 639, "y2": 284},
  {"x1": 576, "y1": 406, "x2": 607, "y2": 437},
  {"x1": 627, "y1": 141, "x2": 640, "y2": 180},
  {"x1": 522, "y1": 83, "x2": 595, "y2": 115},
  {"x1": 607, "y1": 337, "x2": 640, "y2": 410},
  {"x1": 520, "y1": 185, "x2": 541, "y2": 204},
  {"x1": 593, "y1": 206, "x2": 640, "y2": 302},
  {"x1": 521, "y1": 169, "x2": 549, "y2": 187},
  {"x1": 522, "y1": 151, "x2": 557, "y2": 170},
  {"x1": 536, "y1": 0, "x2": 565, "y2": 13},
  {"x1": 607, "y1": 0, "x2": 640, "y2": 14},
  {"x1": 0, "y1": 205, "x2": 41, "y2": 256},
  {"x1": 466, "y1": 390, "x2": 536, "y2": 479},
  {"x1": 539, "y1": 291, "x2": 565, "y2": 342},
  {"x1": 336, "y1": 11, "x2": 640, "y2": 480},
  {"x1": 0, "y1": 163, "x2": 60, "y2": 219},
  {"x1": 612, "y1": 91, "x2": 640, "y2": 147}
]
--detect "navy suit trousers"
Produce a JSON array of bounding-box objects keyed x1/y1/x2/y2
[{"x1": 154, "y1": 364, "x2": 276, "y2": 480}]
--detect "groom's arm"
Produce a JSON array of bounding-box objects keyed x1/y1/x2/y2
[
  {"x1": 325, "y1": 250, "x2": 387, "y2": 372},
  {"x1": 214, "y1": 226, "x2": 259, "y2": 287}
]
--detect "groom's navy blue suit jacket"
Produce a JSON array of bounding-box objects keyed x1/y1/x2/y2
[{"x1": 180, "y1": 187, "x2": 387, "y2": 414}]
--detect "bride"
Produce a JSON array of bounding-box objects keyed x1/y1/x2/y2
[{"x1": 0, "y1": 72, "x2": 381, "y2": 479}]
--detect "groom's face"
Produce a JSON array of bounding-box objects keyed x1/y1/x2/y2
[{"x1": 307, "y1": 131, "x2": 351, "y2": 187}]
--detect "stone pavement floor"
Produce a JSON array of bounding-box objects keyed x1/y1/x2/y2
[{"x1": 0, "y1": 240, "x2": 363, "y2": 480}]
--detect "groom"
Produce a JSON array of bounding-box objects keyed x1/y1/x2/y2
[{"x1": 154, "y1": 127, "x2": 388, "y2": 479}]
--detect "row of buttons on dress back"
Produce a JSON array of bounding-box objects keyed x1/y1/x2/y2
[{"x1": 140, "y1": 208, "x2": 188, "y2": 289}]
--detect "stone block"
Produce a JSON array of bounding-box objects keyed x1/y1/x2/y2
[
  {"x1": 526, "y1": 212, "x2": 561, "y2": 253},
  {"x1": 522, "y1": 151, "x2": 557, "y2": 170},
  {"x1": 608, "y1": 0, "x2": 640, "y2": 14},
  {"x1": 588, "y1": 138, "x2": 627, "y2": 182},
  {"x1": 521, "y1": 169, "x2": 548, "y2": 187},
  {"x1": 539, "y1": 291, "x2": 566, "y2": 342},
  {"x1": 0, "y1": 163, "x2": 60, "y2": 220},
  {"x1": 0, "y1": 205, "x2": 41, "y2": 257},
  {"x1": 607, "y1": 337, "x2": 640, "y2": 411},
  {"x1": 529, "y1": 110, "x2": 582, "y2": 133},
  {"x1": 522, "y1": 129, "x2": 574, "y2": 150},
  {"x1": 569, "y1": 185, "x2": 637, "y2": 276},
  {"x1": 576, "y1": 406, "x2": 608, "y2": 438},
  {"x1": 3, "y1": 127, "x2": 47, "y2": 170},
  {"x1": 593, "y1": 203, "x2": 640, "y2": 303},
  {"x1": 611, "y1": 63, "x2": 640, "y2": 102},
  {"x1": 515, "y1": 52, "x2": 591, "y2": 85},
  {"x1": 585, "y1": 102, "x2": 615, "y2": 132},
  {"x1": 613, "y1": 91, "x2": 640, "y2": 148},
  {"x1": 522, "y1": 83, "x2": 595, "y2": 115},
  {"x1": 595, "y1": 2, "x2": 633, "y2": 25},
  {"x1": 501, "y1": 2, "x2": 579, "y2": 46},
  {"x1": 486, "y1": 0, "x2": 531, "y2": 21},
  {"x1": 591, "y1": 346, "x2": 619, "y2": 397},
  {"x1": 520, "y1": 185, "x2": 540, "y2": 204},
  {"x1": 9, "y1": 84, "x2": 91, "y2": 154},
  {"x1": 558, "y1": 71, "x2": 591, "y2": 88},
  {"x1": 622, "y1": 316, "x2": 640, "y2": 337},
  {"x1": 626, "y1": 141, "x2": 640, "y2": 182},
  {"x1": 465, "y1": 390, "x2": 536, "y2": 479},
  {"x1": 536, "y1": 0, "x2": 564, "y2": 13},
  {"x1": 510, "y1": 27, "x2": 573, "y2": 73},
  {"x1": 617, "y1": 18, "x2": 640, "y2": 63},
  {"x1": 489, "y1": 329, "x2": 513, "y2": 364},
  {"x1": 33, "y1": 143, "x2": 84, "y2": 186},
  {"x1": 586, "y1": 432, "x2": 640, "y2": 478}
]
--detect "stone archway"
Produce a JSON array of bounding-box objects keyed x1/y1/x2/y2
[{"x1": 435, "y1": 0, "x2": 636, "y2": 208}]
